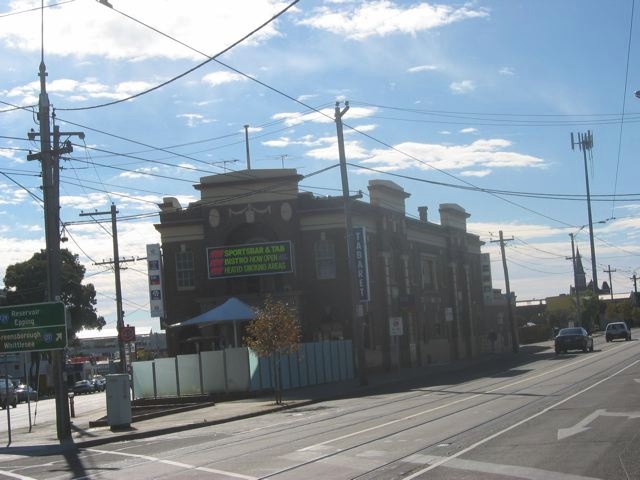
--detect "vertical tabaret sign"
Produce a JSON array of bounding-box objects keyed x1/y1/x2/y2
[
  {"x1": 147, "y1": 244, "x2": 164, "y2": 318},
  {"x1": 353, "y1": 227, "x2": 370, "y2": 302}
]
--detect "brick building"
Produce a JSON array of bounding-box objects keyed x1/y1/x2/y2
[{"x1": 155, "y1": 169, "x2": 496, "y2": 370}]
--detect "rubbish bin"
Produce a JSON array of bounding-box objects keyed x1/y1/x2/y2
[{"x1": 106, "y1": 374, "x2": 132, "y2": 429}]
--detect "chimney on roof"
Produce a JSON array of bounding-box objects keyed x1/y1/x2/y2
[{"x1": 418, "y1": 206, "x2": 428, "y2": 222}]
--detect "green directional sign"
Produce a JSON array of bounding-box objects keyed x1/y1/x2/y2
[{"x1": 0, "y1": 302, "x2": 67, "y2": 353}]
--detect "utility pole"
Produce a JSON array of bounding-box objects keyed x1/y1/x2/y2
[
  {"x1": 570, "y1": 131, "x2": 598, "y2": 296},
  {"x1": 603, "y1": 265, "x2": 616, "y2": 300},
  {"x1": 567, "y1": 233, "x2": 581, "y2": 327},
  {"x1": 244, "y1": 124, "x2": 251, "y2": 170},
  {"x1": 631, "y1": 273, "x2": 638, "y2": 306},
  {"x1": 491, "y1": 231, "x2": 518, "y2": 353},
  {"x1": 26, "y1": 62, "x2": 84, "y2": 442},
  {"x1": 80, "y1": 204, "x2": 129, "y2": 373},
  {"x1": 335, "y1": 101, "x2": 367, "y2": 386}
]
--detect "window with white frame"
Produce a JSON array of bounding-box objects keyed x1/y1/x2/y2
[
  {"x1": 176, "y1": 250, "x2": 195, "y2": 289},
  {"x1": 314, "y1": 238, "x2": 336, "y2": 279},
  {"x1": 421, "y1": 255, "x2": 437, "y2": 290}
]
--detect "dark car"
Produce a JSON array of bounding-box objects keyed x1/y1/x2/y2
[
  {"x1": 72, "y1": 380, "x2": 95, "y2": 395},
  {"x1": 15, "y1": 384, "x2": 37, "y2": 403},
  {"x1": 91, "y1": 375, "x2": 106, "y2": 392},
  {"x1": 555, "y1": 327, "x2": 593, "y2": 354},
  {"x1": 0, "y1": 381, "x2": 17, "y2": 409},
  {"x1": 605, "y1": 322, "x2": 631, "y2": 342}
]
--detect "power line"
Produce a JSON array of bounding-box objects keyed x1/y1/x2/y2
[
  {"x1": 57, "y1": 0, "x2": 300, "y2": 112},
  {"x1": 610, "y1": 0, "x2": 636, "y2": 220}
]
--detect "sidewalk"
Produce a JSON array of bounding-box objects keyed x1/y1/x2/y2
[{"x1": 0, "y1": 344, "x2": 552, "y2": 454}]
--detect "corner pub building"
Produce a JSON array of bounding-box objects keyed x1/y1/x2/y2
[{"x1": 155, "y1": 168, "x2": 500, "y2": 371}]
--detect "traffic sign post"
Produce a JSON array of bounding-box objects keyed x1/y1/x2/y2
[{"x1": 0, "y1": 302, "x2": 67, "y2": 353}]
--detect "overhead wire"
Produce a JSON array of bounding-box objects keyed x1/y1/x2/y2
[
  {"x1": 57, "y1": 0, "x2": 300, "y2": 112},
  {"x1": 610, "y1": 0, "x2": 636, "y2": 220}
]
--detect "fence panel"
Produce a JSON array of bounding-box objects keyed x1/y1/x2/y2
[
  {"x1": 177, "y1": 354, "x2": 201, "y2": 396},
  {"x1": 154, "y1": 357, "x2": 178, "y2": 397},
  {"x1": 131, "y1": 361, "x2": 155, "y2": 399},
  {"x1": 226, "y1": 347, "x2": 250, "y2": 392},
  {"x1": 201, "y1": 350, "x2": 226, "y2": 393}
]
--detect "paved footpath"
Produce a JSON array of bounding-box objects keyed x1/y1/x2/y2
[{"x1": 0, "y1": 344, "x2": 552, "y2": 454}]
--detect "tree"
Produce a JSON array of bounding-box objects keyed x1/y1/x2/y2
[
  {"x1": 243, "y1": 297, "x2": 301, "y2": 404},
  {"x1": 580, "y1": 292, "x2": 600, "y2": 333},
  {"x1": 3, "y1": 248, "x2": 106, "y2": 336}
]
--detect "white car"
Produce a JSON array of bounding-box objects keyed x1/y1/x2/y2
[{"x1": 605, "y1": 322, "x2": 631, "y2": 342}]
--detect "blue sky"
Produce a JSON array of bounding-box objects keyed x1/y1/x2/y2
[{"x1": 1, "y1": 0, "x2": 640, "y2": 334}]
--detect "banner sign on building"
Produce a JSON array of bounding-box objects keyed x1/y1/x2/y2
[
  {"x1": 207, "y1": 241, "x2": 294, "y2": 279},
  {"x1": 353, "y1": 227, "x2": 370, "y2": 302},
  {"x1": 147, "y1": 244, "x2": 165, "y2": 318}
]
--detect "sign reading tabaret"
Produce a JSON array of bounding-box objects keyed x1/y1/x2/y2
[
  {"x1": 0, "y1": 301, "x2": 67, "y2": 353},
  {"x1": 207, "y1": 241, "x2": 294, "y2": 279}
]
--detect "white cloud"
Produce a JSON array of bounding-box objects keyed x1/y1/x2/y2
[
  {"x1": 349, "y1": 124, "x2": 377, "y2": 133},
  {"x1": 439, "y1": 130, "x2": 452, "y2": 135},
  {"x1": 408, "y1": 65, "x2": 439, "y2": 73},
  {"x1": 450, "y1": 80, "x2": 475, "y2": 94},
  {"x1": 60, "y1": 193, "x2": 110, "y2": 210},
  {"x1": 0, "y1": 1, "x2": 285, "y2": 61},
  {"x1": 7, "y1": 77, "x2": 154, "y2": 104},
  {"x1": 117, "y1": 167, "x2": 160, "y2": 180},
  {"x1": 361, "y1": 138, "x2": 547, "y2": 172},
  {"x1": 297, "y1": 94, "x2": 318, "y2": 102},
  {"x1": 298, "y1": 1, "x2": 489, "y2": 40},
  {"x1": 0, "y1": 185, "x2": 33, "y2": 206},
  {"x1": 177, "y1": 113, "x2": 214, "y2": 127},
  {"x1": 499, "y1": 67, "x2": 515, "y2": 76},
  {"x1": 306, "y1": 139, "x2": 372, "y2": 161},
  {"x1": 202, "y1": 71, "x2": 248, "y2": 87},
  {"x1": 271, "y1": 106, "x2": 377, "y2": 127},
  {"x1": 460, "y1": 127, "x2": 478, "y2": 134},
  {"x1": 460, "y1": 169, "x2": 491, "y2": 177}
]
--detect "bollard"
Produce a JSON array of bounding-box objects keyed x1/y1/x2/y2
[{"x1": 68, "y1": 392, "x2": 75, "y2": 418}]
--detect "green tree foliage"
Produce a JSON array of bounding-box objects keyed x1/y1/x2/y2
[
  {"x1": 244, "y1": 297, "x2": 301, "y2": 404},
  {"x1": 3, "y1": 248, "x2": 105, "y2": 336},
  {"x1": 580, "y1": 292, "x2": 600, "y2": 332},
  {"x1": 604, "y1": 299, "x2": 640, "y2": 327},
  {"x1": 545, "y1": 296, "x2": 576, "y2": 328}
]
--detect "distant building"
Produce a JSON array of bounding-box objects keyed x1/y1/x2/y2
[
  {"x1": 67, "y1": 329, "x2": 167, "y2": 366},
  {"x1": 154, "y1": 169, "x2": 507, "y2": 369},
  {"x1": 570, "y1": 248, "x2": 610, "y2": 295}
]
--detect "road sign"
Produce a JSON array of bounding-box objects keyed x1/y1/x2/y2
[
  {"x1": 0, "y1": 302, "x2": 67, "y2": 353},
  {"x1": 120, "y1": 326, "x2": 136, "y2": 343}
]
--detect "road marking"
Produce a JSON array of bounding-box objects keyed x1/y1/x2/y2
[
  {"x1": 406, "y1": 454, "x2": 603, "y2": 480},
  {"x1": 86, "y1": 448, "x2": 257, "y2": 479},
  {"x1": 0, "y1": 471, "x2": 36, "y2": 480},
  {"x1": 402, "y1": 360, "x2": 640, "y2": 479},
  {"x1": 557, "y1": 409, "x2": 640, "y2": 440},
  {"x1": 299, "y1": 352, "x2": 596, "y2": 452}
]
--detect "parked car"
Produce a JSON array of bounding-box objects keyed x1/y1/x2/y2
[
  {"x1": 15, "y1": 384, "x2": 38, "y2": 403},
  {"x1": 554, "y1": 327, "x2": 594, "y2": 354},
  {"x1": 0, "y1": 380, "x2": 17, "y2": 409},
  {"x1": 72, "y1": 380, "x2": 95, "y2": 395},
  {"x1": 91, "y1": 375, "x2": 106, "y2": 392},
  {"x1": 605, "y1": 322, "x2": 631, "y2": 342}
]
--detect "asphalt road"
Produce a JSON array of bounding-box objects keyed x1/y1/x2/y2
[
  {"x1": 1, "y1": 335, "x2": 638, "y2": 479},
  {"x1": 0, "y1": 389, "x2": 106, "y2": 438}
]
